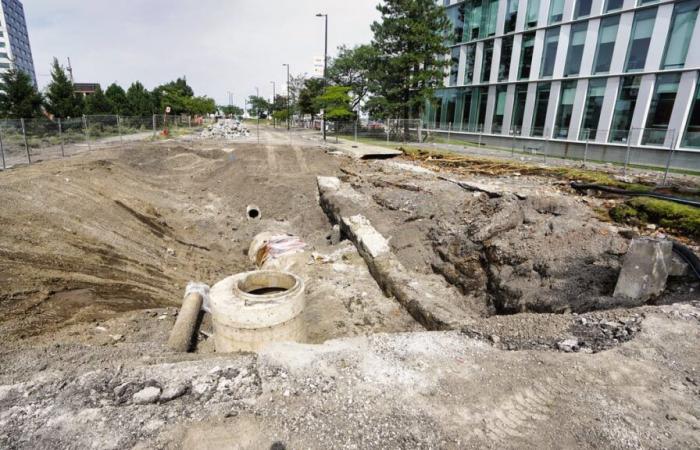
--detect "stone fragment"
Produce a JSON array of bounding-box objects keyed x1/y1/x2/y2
[
  {"x1": 557, "y1": 339, "x2": 580, "y2": 353},
  {"x1": 614, "y1": 238, "x2": 673, "y2": 302},
  {"x1": 132, "y1": 386, "x2": 162, "y2": 405}
]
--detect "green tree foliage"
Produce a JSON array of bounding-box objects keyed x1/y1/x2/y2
[
  {"x1": 314, "y1": 86, "x2": 354, "y2": 120},
  {"x1": 105, "y1": 83, "x2": 129, "y2": 115},
  {"x1": 0, "y1": 68, "x2": 43, "y2": 118},
  {"x1": 368, "y1": 0, "x2": 450, "y2": 120},
  {"x1": 327, "y1": 44, "x2": 379, "y2": 111},
  {"x1": 126, "y1": 82, "x2": 153, "y2": 116},
  {"x1": 45, "y1": 58, "x2": 83, "y2": 118},
  {"x1": 220, "y1": 105, "x2": 244, "y2": 117},
  {"x1": 247, "y1": 95, "x2": 270, "y2": 118},
  {"x1": 185, "y1": 96, "x2": 216, "y2": 115},
  {"x1": 297, "y1": 78, "x2": 324, "y2": 119},
  {"x1": 83, "y1": 86, "x2": 111, "y2": 115}
]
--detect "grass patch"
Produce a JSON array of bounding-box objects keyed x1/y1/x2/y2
[{"x1": 610, "y1": 197, "x2": 700, "y2": 238}]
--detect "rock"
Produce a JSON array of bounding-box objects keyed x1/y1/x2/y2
[
  {"x1": 614, "y1": 238, "x2": 673, "y2": 303},
  {"x1": 668, "y1": 254, "x2": 690, "y2": 278},
  {"x1": 329, "y1": 225, "x2": 342, "y2": 245},
  {"x1": 132, "y1": 387, "x2": 162, "y2": 405},
  {"x1": 160, "y1": 384, "x2": 188, "y2": 403},
  {"x1": 557, "y1": 339, "x2": 580, "y2": 353},
  {"x1": 166, "y1": 248, "x2": 176, "y2": 256}
]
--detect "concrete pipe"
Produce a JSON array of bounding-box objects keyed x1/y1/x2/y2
[
  {"x1": 246, "y1": 205, "x2": 262, "y2": 221},
  {"x1": 209, "y1": 270, "x2": 306, "y2": 353},
  {"x1": 167, "y1": 292, "x2": 203, "y2": 352}
]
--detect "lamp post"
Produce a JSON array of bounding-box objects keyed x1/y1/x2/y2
[
  {"x1": 283, "y1": 64, "x2": 290, "y2": 130},
  {"x1": 270, "y1": 81, "x2": 276, "y2": 128},
  {"x1": 316, "y1": 13, "x2": 328, "y2": 141}
]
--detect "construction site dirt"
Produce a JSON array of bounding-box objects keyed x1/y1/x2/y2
[{"x1": 0, "y1": 128, "x2": 698, "y2": 449}]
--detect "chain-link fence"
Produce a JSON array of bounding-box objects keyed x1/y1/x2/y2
[
  {"x1": 326, "y1": 119, "x2": 424, "y2": 144},
  {"x1": 0, "y1": 114, "x2": 208, "y2": 170}
]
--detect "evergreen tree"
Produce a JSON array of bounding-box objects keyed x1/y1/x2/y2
[
  {"x1": 45, "y1": 58, "x2": 83, "y2": 118},
  {"x1": 83, "y1": 86, "x2": 111, "y2": 115},
  {"x1": 105, "y1": 83, "x2": 129, "y2": 115},
  {"x1": 368, "y1": 0, "x2": 450, "y2": 120},
  {"x1": 126, "y1": 82, "x2": 153, "y2": 117},
  {"x1": 0, "y1": 68, "x2": 43, "y2": 118}
]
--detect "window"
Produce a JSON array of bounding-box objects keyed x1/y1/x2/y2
[
  {"x1": 512, "y1": 84, "x2": 529, "y2": 133},
  {"x1": 526, "y1": 0, "x2": 540, "y2": 28},
  {"x1": 540, "y1": 27, "x2": 560, "y2": 77},
  {"x1": 499, "y1": 36, "x2": 514, "y2": 81},
  {"x1": 464, "y1": 44, "x2": 475, "y2": 84},
  {"x1": 481, "y1": 40, "x2": 494, "y2": 82},
  {"x1": 446, "y1": 3, "x2": 466, "y2": 45},
  {"x1": 532, "y1": 83, "x2": 551, "y2": 136},
  {"x1": 505, "y1": 0, "x2": 519, "y2": 33},
  {"x1": 625, "y1": 8, "x2": 657, "y2": 72},
  {"x1": 549, "y1": 0, "x2": 565, "y2": 24},
  {"x1": 609, "y1": 76, "x2": 642, "y2": 143},
  {"x1": 642, "y1": 73, "x2": 681, "y2": 145},
  {"x1": 593, "y1": 15, "x2": 620, "y2": 74},
  {"x1": 574, "y1": 0, "x2": 593, "y2": 18},
  {"x1": 469, "y1": 2, "x2": 483, "y2": 39},
  {"x1": 460, "y1": 88, "x2": 474, "y2": 131},
  {"x1": 492, "y1": 86, "x2": 508, "y2": 133},
  {"x1": 682, "y1": 76, "x2": 700, "y2": 148},
  {"x1": 476, "y1": 86, "x2": 489, "y2": 130},
  {"x1": 554, "y1": 81, "x2": 578, "y2": 138},
  {"x1": 482, "y1": 0, "x2": 499, "y2": 37},
  {"x1": 580, "y1": 79, "x2": 607, "y2": 140},
  {"x1": 564, "y1": 22, "x2": 587, "y2": 76},
  {"x1": 519, "y1": 32, "x2": 536, "y2": 79},
  {"x1": 444, "y1": 90, "x2": 458, "y2": 129},
  {"x1": 661, "y1": 0, "x2": 700, "y2": 69},
  {"x1": 449, "y1": 47, "x2": 460, "y2": 86}
]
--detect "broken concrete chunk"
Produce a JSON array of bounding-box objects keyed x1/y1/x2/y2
[
  {"x1": 668, "y1": 254, "x2": 690, "y2": 278},
  {"x1": 132, "y1": 386, "x2": 162, "y2": 405},
  {"x1": 344, "y1": 215, "x2": 391, "y2": 258},
  {"x1": 614, "y1": 238, "x2": 673, "y2": 302}
]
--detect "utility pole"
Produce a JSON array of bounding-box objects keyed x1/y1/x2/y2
[
  {"x1": 316, "y1": 13, "x2": 328, "y2": 141},
  {"x1": 255, "y1": 86, "x2": 260, "y2": 144},
  {"x1": 283, "y1": 64, "x2": 291, "y2": 131},
  {"x1": 270, "y1": 81, "x2": 276, "y2": 128}
]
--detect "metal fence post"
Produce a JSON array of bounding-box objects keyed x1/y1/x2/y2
[
  {"x1": 583, "y1": 129, "x2": 590, "y2": 167},
  {"x1": 544, "y1": 127, "x2": 550, "y2": 163},
  {"x1": 58, "y1": 118, "x2": 65, "y2": 157},
  {"x1": 117, "y1": 115, "x2": 123, "y2": 143},
  {"x1": 447, "y1": 122, "x2": 452, "y2": 144},
  {"x1": 662, "y1": 129, "x2": 676, "y2": 187},
  {"x1": 354, "y1": 119, "x2": 358, "y2": 142},
  {"x1": 0, "y1": 126, "x2": 6, "y2": 170},
  {"x1": 478, "y1": 124, "x2": 483, "y2": 148},
  {"x1": 623, "y1": 128, "x2": 633, "y2": 176},
  {"x1": 387, "y1": 122, "x2": 390, "y2": 143},
  {"x1": 152, "y1": 115, "x2": 157, "y2": 138},
  {"x1": 511, "y1": 127, "x2": 516, "y2": 157},
  {"x1": 21, "y1": 118, "x2": 30, "y2": 164},
  {"x1": 188, "y1": 116, "x2": 192, "y2": 128},
  {"x1": 83, "y1": 116, "x2": 92, "y2": 151}
]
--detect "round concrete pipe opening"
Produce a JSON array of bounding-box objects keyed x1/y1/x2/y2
[
  {"x1": 247, "y1": 205, "x2": 261, "y2": 220},
  {"x1": 237, "y1": 271, "x2": 298, "y2": 302}
]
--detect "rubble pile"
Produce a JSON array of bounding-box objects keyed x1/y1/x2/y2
[{"x1": 199, "y1": 119, "x2": 250, "y2": 139}]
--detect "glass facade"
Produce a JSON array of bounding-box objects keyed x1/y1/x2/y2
[
  {"x1": 492, "y1": 86, "x2": 508, "y2": 133},
  {"x1": 532, "y1": 82, "x2": 551, "y2": 136},
  {"x1": 554, "y1": 81, "x2": 577, "y2": 138},
  {"x1": 574, "y1": 0, "x2": 593, "y2": 19},
  {"x1": 481, "y1": 40, "x2": 494, "y2": 82},
  {"x1": 605, "y1": 0, "x2": 624, "y2": 12},
  {"x1": 504, "y1": 0, "x2": 518, "y2": 33},
  {"x1": 449, "y1": 47, "x2": 460, "y2": 86},
  {"x1": 540, "y1": 28, "x2": 560, "y2": 77},
  {"x1": 683, "y1": 75, "x2": 700, "y2": 148},
  {"x1": 549, "y1": 0, "x2": 565, "y2": 24},
  {"x1": 499, "y1": 36, "x2": 514, "y2": 81},
  {"x1": 593, "y1": 15, "x2": 620, "y2": 74},
  {"x1": 526, "y1": 0, "x2": 540, "y2": 28},
  {"x1": 642, "y1": 73, "x2": 681, "y2": 145},
  {"x1": 519, "y1": 32, "x2": 536, "y2": 79},
  {"x1": 610, "y1": 76, "x2": 642, "y2": 143},
  {"x1": 464, "y1": 44, "x2": 475, "y2": 84},
  {"x1": 625, "y1": 8, "x2": 657, "y2": 72},
  {"x1": 0, "y1": 0, "x2": 37, "y2": 86},
  {"x1": 580, "y1": 79, "x2": 607, "y2": 140},
  {"x1": 662, "y1": 0, "x2": 700, "y2": 69},
  {"x1": 511, "y1": 83, "x2": 528, "y2": 133},
  {"x1": 564, "y1": 22, "x2": 587, "y2": 77}
]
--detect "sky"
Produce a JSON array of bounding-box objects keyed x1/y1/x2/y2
[{"x1": 23, "y1": 0, "x2": 380, "y2": 107}]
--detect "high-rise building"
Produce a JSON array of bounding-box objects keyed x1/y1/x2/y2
[
  {"x1": 429, "y1": 0, "x2": 700, "y2": 166},
  {"x1": 0, "y1": 0, "x2": 36, "y2": 86}
]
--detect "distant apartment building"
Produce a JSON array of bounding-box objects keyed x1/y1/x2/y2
[
  {"x1": 429, "y1": 0, "x2": 700, "y2": 167},
  {"x1": 0, "y1": 0, "x2": 36, "y2": 86},
  {"x1": 74, "y1": 83, "x2": 101, "y2": 97}
]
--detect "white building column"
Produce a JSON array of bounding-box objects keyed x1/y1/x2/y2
[
  {"x1": 609, "y1": 12, "x2": 634, "y2": 74},
  {"x1": 667, "y1": 71, "x2": 699, "y2": 149},
  {"x1": 645, "y1": 3, "x2": 674, "y2": 72},
  {"x1": 629, "y1": 74, "x2": 657, "y2": 146},
  {"x1": 596, "y1": 77, "x2": 621, "y2": 143},
  {"x1": 579, "y1": 19, "x2": 600, "y2": 77},
  {"x1": 522, "y1": 82, "x2": 538, "y2": 136},
  {"x1": 568, "y1": 78, "x2": 589, "y2": 141},
  {"x1": 484, "y1": 85, "x2": 497, "y2": 134}
]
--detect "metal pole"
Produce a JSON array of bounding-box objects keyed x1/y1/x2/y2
[
  {"x1": 544, "y1": 127, "x2": 550, "y2": 163},
  {"x1": 447, "y1": 122, "x2": 452, "y2": 144},
  {"x1": 319, "y1": 14, "x2": 328, "y2": 142},
  {"x1": 662, "y1": 129, "x2": 676, "y2": 187},
  {"x1": 271, "y1": 81, "x2": 276, "y2": 128},
  {"x1": 0, "y1": 126, "x2": 6, "y2": 170},
  {"x1": 58, "y1": 118, "x2": 65, "y2": 157},
  {"x1": 83, "y1": 116, "x2": 91, "y2": 151},
  {"x1": 21, "y1": 118, "x2": 30, "y2": 164},
  {"x1": 354, "y1": 119, "x2": 358, "y2": 142},
  {"x1": 583, "y1": 129, "x2": 590, "y2": 166},
  {"x1": 511, "y1": 127, "x2": 515, "y2": 157},
  {"x1": 188, "y1": 116, "x2": 191, "y2": 128},
  {"x1": 117, "y1": 115, "x2": 123, "y2": 143},
  {"x1": 152, "y1": 114, "x2": 156, "y2": 139},
  {"x1": 624, "y1": 128, "x2": 633, "y2": 176},
  {"x1": 478, "y1": 124, "x2": 482, "y2": 148}
]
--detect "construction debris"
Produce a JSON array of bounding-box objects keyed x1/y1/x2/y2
[{"x1": 199, "y1": 119, "x2": 250, "y2": 139}]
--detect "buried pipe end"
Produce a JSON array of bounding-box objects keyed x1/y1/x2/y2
[{"x1": 247, "y1": 205, "x2": 261, "y2": 220}]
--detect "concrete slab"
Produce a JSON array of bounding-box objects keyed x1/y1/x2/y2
[
  {"x1": 614, "y1": 238, "x2": 673, "y2": 302},
  {"x1": 327, "y1": 139, "x2": 402, "y2": 160}
]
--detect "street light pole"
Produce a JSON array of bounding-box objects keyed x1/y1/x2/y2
[
  {"x1": 316, "y1": 13, "x2": 328, "y2": 141},
  {"x1": 270, "y1": 81, "x2": 276, "y2": 128},
  {"x1": 283, "y1": 64, "x2": 290, "y2": 131},
  {"x1": 255, "y1": 86, "x2": 260, "y2": 144}
]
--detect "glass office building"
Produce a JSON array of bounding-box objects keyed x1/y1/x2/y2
[
  {"x1": 0, "y1": 0, "x2": 36, "y2": 86},
  {"x1": 429, "y1": 0, "x2": 700, "y2": 151}
]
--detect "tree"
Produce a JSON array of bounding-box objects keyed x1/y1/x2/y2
[
  {"x1": 185, "y1": 96, "x2": 216, "y2": 115},
  {"x1": 247, "y1": 95, "x2": 270, "y2": 118},
  {"x1": 297, "y1": 78, "x2": 324, "y2": 119},
  {"x1": 369, "y1": 0, "x2": 450, "y2": 121},
  {"x1": 0, "y1": 68, "x2": 43, "y2": 118},
  {"x1": 105, "y1": 83, "x2": 129, "y2": 115},
  {"x1": 83, "y1": 86, "x2": 111, "y2": 115},
  {"x1": 44, "y1": 58, "x2": 83, "y2": 118},
  {"x1": 327, "y1": 44, "x2": 379, "y2": 111},
  {"x1": 314, "y1": 86, "x2": 354, "y2": 121},
  {"x1": 126, "y1": 82, "x2": 153, "y2": 117},
  {"x1": 220, "y1": 105, "x2": 243, "y2": 117}
]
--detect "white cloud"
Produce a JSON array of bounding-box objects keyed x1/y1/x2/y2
[{"x1": 24, "y1": 0, "x2": 380, "y2": 105}]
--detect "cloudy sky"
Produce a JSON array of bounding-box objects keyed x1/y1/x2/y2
[{"x1": 24, "y1": 0, "x2": 380, "y2": 106}]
